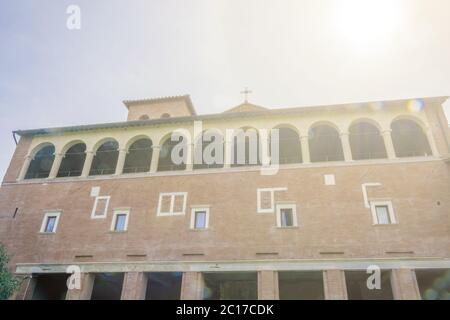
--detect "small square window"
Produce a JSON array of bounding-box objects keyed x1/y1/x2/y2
[
  {"x1": 190, "y1": 207, "x2": 209, "y2": 230},
  {"x1": 276, "y1": 204, "x2": 298, "y2": 228},
  {"x1": 40, "y1": 211, "x2": 61, "y2": 233},
  {"x1": 370, "y1": 201, "x2": 397, "y2": 225},
  {"x1": 111, "y1": 210, "x2": 130, "y2": 232},
  {"x1": 375, "y1": 206, "x2": 391, "y2": 224},
  {"x1": 281, "y1": 208, "x2": 294, "y2": 227},
  {"x1": 91, "y1": 196, "x2": 110, "y2": 219},
  {"x1": 45, "y1": 216, "x2": 57, "y2": 233}
]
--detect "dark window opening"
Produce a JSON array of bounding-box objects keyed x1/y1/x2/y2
[
  {"x1": 157, "y1": 135, "x2": 187, "y2": 171},
  {"x1": 345, "y1": 270, "x2": 394, "y2": 300},
  {"x1": 31, "y1": 274, "x2": 68, "y2": 300},
  {"x1": 416, "y1": 269, "x2": 450, "y2": 300},
  {"x1": 57, "y1": 143, "x2": 86, "y2": 177},
  {"x1": 272, "y1": 127, "x2": 302, "y2": 164},
  {"x1": 193, "y1": 132, "x2": 224, "y2": 170},
  {"x1": 391, "y1": 120, "x2": 432, "y2": 157},
  {"x1": 349, "y1": 122, "x2": 387, "y2": 160},
  {"x1": 139, "y1": 114, "x2": 150, "y2": 120},
  {"x1": 25, "y1": 145, "x2": 55, "y2": 179},
  {"x1": 89, "y1": 141, "x2": 119, "y2": 176},
  {"x1": 278, "y1": 271, "x2": 324, "y2": 300},
  {"x1": 161, "y1": 113, "x2": 171, "y2": 118},
  {"x1": 123, "y1": 138, "x2": 153, "y2": 173},
  {"x1": 309, "y1": 125, "x2": 344, "y2": 162},
  {"x1": 145, "y1": 272, "x2": 182, "y2": 300},
  {"x1": 231, "y1": 129, "x2": 261, "y2": 167},
  {"x1": 90, "y1": 273, "x2": 124, "y2": 300},
  {"x1": 203, "y1": 272, "x2": 257, "y2": 300}
]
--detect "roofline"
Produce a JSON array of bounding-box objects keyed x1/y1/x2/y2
[
  {"x1": 122, "y1": 94, "x2": 197, "y2": 116},
  {"x1": 13, "y1": 96, "x2": 449, "y2": 137}
]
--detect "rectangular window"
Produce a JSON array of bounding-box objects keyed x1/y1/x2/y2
[
  {"x1": 276, "y1": 204, "x2": 298, "y2": 228},
  {"x1": 157, "y1": 192, "x2": 187, "y2": 216},
  {"x1": 190, "y1": 207, "x2": 209, "y2": 230},
  {"x1": 257, "y1": 188, "x2": 287, "y2": 213},
  {"x1": 370, "y1": 201, "x2": 397, "y2": 225},
  {"x1": 40, "y1": 211, "x2": 61, "y2": 233},
  {"x1": 375, "y1": 205, "x2": 390, "y2": 224},
  {"x1": 111, "y1": 210, "x2": 130, "y2": 232},
  {"x1": 91, "y1": 196, "x2": 110, "y2": 219}
]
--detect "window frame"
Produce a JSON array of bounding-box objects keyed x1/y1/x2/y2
[
  {"x1": 276, "y1": 203, "x2": 298, "y2": 228},
  {"x1": 40, "y1": 211, "x2": 62, "y2": 234},
  {"x1": 157, "y1": 192, "x2": 188, "y2": 216},
  {"x1": 257, "y1": 188, "x2": 288, "y2": 213},
  {"x1": 370, "y1": 200, "x2": 397, "y2": 225},
  {"x1": 91, "y1": 196, "x2": 110, "y2": 219},
  {"x1": 110, "y1": 209, "x2": 130, "y2": 232},
  {"x1": 190, "y1": 207, "x2": 210, "y2": 230}
]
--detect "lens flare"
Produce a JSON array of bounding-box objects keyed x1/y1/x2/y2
[{"x1": 407, "y1": 99, "x2": 425, "y2": 113}]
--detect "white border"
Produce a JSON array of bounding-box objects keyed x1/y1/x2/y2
[
  {"x1": 257, "y1": 187, "x2": 288, "y2": 213},
  {"x1": 91, "y1": 196, "x2": 110, "y2": 219},
  {"x1": 190, "y1": 207, "x2": 210, "y2": 230},
  {"x1": 39, "y1": 211, "x2": 61, "y2": 233},
  {"x1": 157, "y1": 192, "x2": 188, "y2": 216},
  {"x1": 370, "y1": 200, "x2": 397, "y2": 225},
  {"x1": 110, "y1": 209, "x2": 130, "y2": 232},
  {"x1": 276, "y1": 203, "x2": 298, "y2": 228}
]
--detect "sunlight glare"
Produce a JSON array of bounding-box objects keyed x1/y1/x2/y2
[{"x1": 334, "y1": 0, "x2": 403, "y2": 51}]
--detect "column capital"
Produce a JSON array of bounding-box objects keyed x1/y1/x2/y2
[
  {"x1": 339, "y1": 131, "x2": 350, "y2": 137},
  {"x1": 381, "y1": 129, "x2": 393, "y2": 135}
]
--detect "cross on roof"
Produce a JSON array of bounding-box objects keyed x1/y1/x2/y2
[{"x1": 240, "y1": 87, "x2": 252, "y2": 103}]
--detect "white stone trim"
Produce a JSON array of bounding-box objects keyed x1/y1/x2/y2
[
  {"x1": 257, "y1": 187, "x2": 287, "y2": 213},
  {"x1": 15, "y1": 258, "x2": 450, "y2": 274},
  {"x1": 370, "y1": 200, "x2": 397, "y2": 225},
  {"x1": 157, "y1": 192, "x2": 188, "y2": 216},
  {"x1": 6, "y1": 157, "x2": 442, "y2": 187},
  {"x1": 39, "y1": 211, "x2": 61, "y2": 233},
  {"x1": 361, "y1": 183, "x2": 382, "y2": 209},
  {"x1": 91, "y1": 196, "x2": 110, "y2": 219},
  {"x1": 190, "y1": 207, "x2": 210, "y2": 230},
  {"x1": 110, "y1": 209, "x2": 130, "y2": 232}
]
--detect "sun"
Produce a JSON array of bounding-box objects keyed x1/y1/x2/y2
[{"x1": 333, "y1": 0, "x2": 403, "y2": 51}]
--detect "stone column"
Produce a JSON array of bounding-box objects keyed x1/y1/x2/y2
[
  {"x1": 48, "y1": 153, "x2": 64, "y2": 179},
  {"x1": 323, "y1": 270, "x2": 348, "y2": 300},
  {"x1": 340, "y1": 132, "x2": 353, "y2": 162},
  {"x1": 300, "y1": 135, "x2": 311, "y2": 164},
  {"x1": 149, "y1": 146, "x2": 160, "y2": 173},
  {"x1": 381, "y1": 130, "x2": 397, "y2": 160},
  {"x1": 81, "y1": 151, "x2": 95, "y2": 178},
  {"x1": 17, "y1": 156, "x2": 32, "y2": 181},
  {"x1": 258, "y1": 270, "x2": 279, "y2": 300},
  {"x1": 14, "y1": 275, "x2": 36, "y2": 300},
  {"x1": 390, "y1": 269, "x2": 421, "y2": 300},
  {"x1": 121, "y1": 272, "x2": 148, "y2": 300},
  {"x1": 115, "y1": 149, "x2": 128, "y2": 175},
  {"x1": 425, "y1": 127, "x2": 440, "y2": 157},
  {"x1": 66, "y1": 273, "x2": 95, "y2": 300},
  {"x1": 180, "y1": 272, "x2": 204, "y2": 300}
]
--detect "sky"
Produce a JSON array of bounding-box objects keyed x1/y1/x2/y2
[{"x1": 1, "y1": 0, "x2": 450, "y2": 180}]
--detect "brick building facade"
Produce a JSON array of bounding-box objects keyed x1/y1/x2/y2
[{"x1": 1, "y1": 95, "x2": 449, "y2": 300}]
